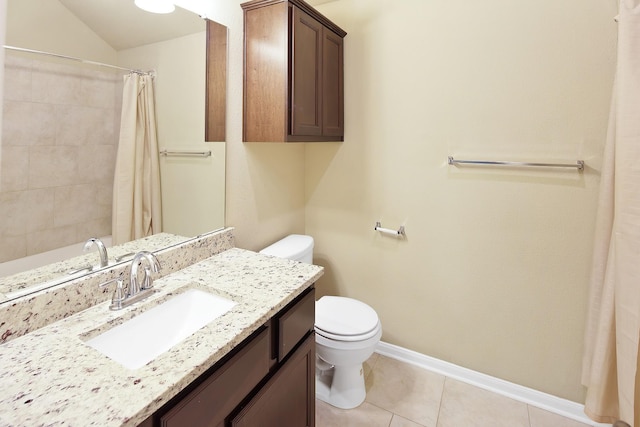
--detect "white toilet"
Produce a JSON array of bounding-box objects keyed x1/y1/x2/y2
[{"x1": 260, "y1": 234, "x2": 382, "y2": 409}]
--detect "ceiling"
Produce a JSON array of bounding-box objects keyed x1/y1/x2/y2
[
  {"x1": 58, "y1": 0, "x2": 205, "y2": 51},
  {"x1": 57, "y1": 0, "x2": 338, "y2": 51}
]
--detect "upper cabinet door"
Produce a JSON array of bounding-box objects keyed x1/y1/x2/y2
[
  {"x1": 321, "y1": 27, "x2": 344, "y2": 137},
  {"x1": 292, "y1": 7, "x2": 323, "y2": 137},
  {"x1": 242, "y1": 1, "x2": 289, "y2": 142}
]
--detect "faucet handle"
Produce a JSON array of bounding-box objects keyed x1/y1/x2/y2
[
  {"x1": 99, "y1": 277, "x2": 127, "y2": 310},
  {"x1": 110, "y1": 280, "x2": 126, "y2": 310}
]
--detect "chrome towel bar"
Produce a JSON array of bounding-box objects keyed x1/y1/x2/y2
[
  {"x1": 160, "y1": 150, "x2": 212, "y2": 158},
  {"x1": 448, "y1": 156, "x2": 584, "y2": 171}
]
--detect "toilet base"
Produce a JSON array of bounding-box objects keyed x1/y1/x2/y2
[{"x1": 315, "y1": 363, "x2": 366, "y2": 409}]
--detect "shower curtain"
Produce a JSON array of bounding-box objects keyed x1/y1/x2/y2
[
  {"x1": 112, "y1": 73, "x2": 162, "y2": 245},
  {"x1": 582, "y1": 1, "x2": 640, "y2": 426}
]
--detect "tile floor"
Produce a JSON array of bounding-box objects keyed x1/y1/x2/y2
[{"x1": 316, "y1": 353, "x2": 595, "y2": 427}]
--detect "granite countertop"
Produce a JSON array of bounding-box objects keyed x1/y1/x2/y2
[{"x1": 0, "y1": 248, "x2": 323, "y2": 426}]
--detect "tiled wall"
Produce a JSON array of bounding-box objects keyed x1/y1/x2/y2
[{"x1": 0, "y1": 53, "x2": 121, "y2": 263}]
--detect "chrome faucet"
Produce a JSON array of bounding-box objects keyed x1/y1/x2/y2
[
  {"x1": 99, "y1": 251, "x2": 161, "y2": 311},
  {"x1": 83, "y1": 237, "x2": 109, "y2": 268},
  {"x1": 129, "y1": 251, "x2": 161, "y2": 297}
]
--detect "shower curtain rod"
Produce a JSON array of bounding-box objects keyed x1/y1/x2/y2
[{"x1": 3, "y1": 45, "x2": 151, "y2": 75}]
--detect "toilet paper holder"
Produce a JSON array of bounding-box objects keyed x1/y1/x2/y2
[{"x1": 374, "y1": 221, "x2": 406, "y2": 237}]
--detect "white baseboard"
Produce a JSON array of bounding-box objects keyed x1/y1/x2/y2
[{"x1": 375, "y1": 341, "x2": 611, "y2": 427}]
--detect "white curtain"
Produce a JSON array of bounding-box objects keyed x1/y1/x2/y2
[
  {"x1": 582, "y1": 1, "x2": 640, "y2": 425},
  {"x1": 112, "y1": 73, "x2": 162, "y2": 245}
]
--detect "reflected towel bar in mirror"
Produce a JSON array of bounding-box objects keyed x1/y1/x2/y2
[
  {"x1": 160, "y1": 150, "x2": 212, "y2": 158},
  {"x1": 447, "y1": 156, "x2": 584, "y2": 171}
]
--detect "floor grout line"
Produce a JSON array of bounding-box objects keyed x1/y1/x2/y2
[{"x1": 434, "y1": 376, "x2": 447, "y2": 427}]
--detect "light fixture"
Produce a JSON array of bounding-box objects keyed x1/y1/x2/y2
[{"x1": 134, "y1": 0, "x2": 175, "y2": 14}]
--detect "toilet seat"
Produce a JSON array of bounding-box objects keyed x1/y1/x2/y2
[
  {"x1": 315, "y1": 322, "x2": 381, "y2": 342},
  {"x1": 315, "y1": 296, "x2": 380, "y2": 342}
]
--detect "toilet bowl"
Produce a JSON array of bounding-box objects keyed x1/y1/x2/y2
[{"x1": 260, "y1": 235, "x2": 382, "y2": 409}]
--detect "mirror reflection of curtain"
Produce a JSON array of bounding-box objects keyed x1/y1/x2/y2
[
  {"x1": 112, "y1": 73, "x2": 162, "y2": 245},
  {"x1": 582, "y1": 1, "x2": 640, "y2": 426}
]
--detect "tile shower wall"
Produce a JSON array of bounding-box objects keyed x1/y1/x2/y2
[{"x1": 0, "y1": 53, "x2": 121, "y2": 263}]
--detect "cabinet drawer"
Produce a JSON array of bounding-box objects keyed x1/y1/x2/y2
[
  {"x1": 160, "y1": 327, "x2": 270, "y2": 427},
  {"x1": 278, "y1": 287, "x2": 315, "y2": 360}
]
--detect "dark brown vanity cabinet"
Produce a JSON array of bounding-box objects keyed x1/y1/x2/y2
[
  {"x1": 241, "y1": 0, "x2": 346, "y2": 142},
  {"x1": 231, "y1": 334, "x2": 315, "y2": 427},
  {"x1": 139, "y1": 287, "x2": 316, "y2": 427}
]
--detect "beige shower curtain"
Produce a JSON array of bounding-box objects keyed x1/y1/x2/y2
[
  {"x1": 112, "y1": 73, "x2": 162, "y2": 245},
  {"x1": 582, "y1": 1, "x2": 640, "y2": 425}
]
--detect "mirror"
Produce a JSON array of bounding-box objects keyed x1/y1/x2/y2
[{"x1": 0, "y1": 0, "x2": 227, "y2": 302}]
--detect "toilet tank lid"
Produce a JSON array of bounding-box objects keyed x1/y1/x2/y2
[
  {"x1": 259, "y1": 234, "x2": 314, "y2": 259},
  {"x1": 315, "y1": 296, "x2": 379, "y2": 336}
]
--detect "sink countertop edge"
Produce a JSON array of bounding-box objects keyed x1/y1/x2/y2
[{"x1": 0, "y1": 248, "x2": 324, "y2": 427}]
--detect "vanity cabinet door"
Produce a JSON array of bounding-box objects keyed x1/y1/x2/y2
[
  {"x1": 231, "y1": 333, "x2": 316, "y2": 427},
  {"x1": 158, "y1": 327, "x2": 270, "y2": 427}
]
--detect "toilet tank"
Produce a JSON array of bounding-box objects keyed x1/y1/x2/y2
[{"x1": 259, "y1": 234, "x2": 314, "y2": 264}]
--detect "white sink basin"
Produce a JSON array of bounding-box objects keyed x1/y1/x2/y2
[{"x1": 85, "y1": 288, "x2": 236, "y2": 369}]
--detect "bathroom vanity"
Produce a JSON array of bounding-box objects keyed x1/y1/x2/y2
[
  {"x1": 139, "y1": 286, "x2": 316, "y2": 427},
  {"x1": 0, "y1": 231, "x2": 323, "y2": 427}
]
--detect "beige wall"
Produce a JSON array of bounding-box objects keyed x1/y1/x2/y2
[
  {"x1": 203, "y1": 1, "x2": 306, "y2": 250},
  {"x1": 202, "y1": 0, "x2": 617, "y2": 402},
  {"x1": 305, "y1": 0, "x2": 617, "y2": 402}
]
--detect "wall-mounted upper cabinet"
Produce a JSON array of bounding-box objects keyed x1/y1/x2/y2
[{"x1": 241, "y1": 0, "x2": 347, "y2": 142}]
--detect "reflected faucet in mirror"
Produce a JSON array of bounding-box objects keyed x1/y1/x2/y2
[{"x1": 83, "y1": 238, "x2": 109, "y2": 268}]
